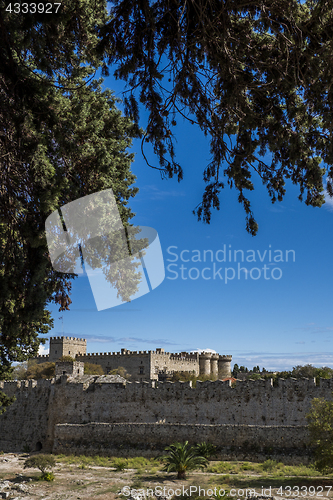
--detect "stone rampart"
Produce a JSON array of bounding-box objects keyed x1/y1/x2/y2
[
  {"x1": 53, "y1": 423, "x2": 310, "y2": 463},
  {"x1": 0, "y1": 377, "x2": 331, "y2": 456},
  {"x1": 0, "y1": 379, "x2": 54, "y2": 452}
]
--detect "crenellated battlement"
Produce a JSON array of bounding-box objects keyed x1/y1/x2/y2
[
  {"x1": 169, "y1": 357, "x2": 197, "y2": 363},
  {"x1": 0, "y1": 378, "x2": 54, "y2": 393},
  {"x1": 50, "y1": 336, "x2": 86, "y2": 342},
  {"x1": 2, "y1": 375, "x2": 330, "y2": 392},
  {"x1": 77, "y1": 351, "x2": 150, "y2": 358}
]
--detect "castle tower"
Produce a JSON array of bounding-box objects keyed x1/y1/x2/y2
[
  {"x1": 49, "y1": 337, "x2": 87, "y2": 362},
  {"x1": 199, "y1": 352, "x2": 212, "y2": 376},
  {"x1": 218, "y1": 355, "x2": 232, "y2": 378},
  {"x1": 210, "y1": 353, "x2": 219, "y2": 377}
]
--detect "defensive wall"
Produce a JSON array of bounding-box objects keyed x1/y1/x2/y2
[
  {"x1": 53, "y1": 423, "x2": 309, "y2": 463},
  {"x1": 0, "y1": 375, "x2": 332, "y2": 460}
]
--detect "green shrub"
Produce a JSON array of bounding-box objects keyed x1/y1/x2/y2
[
  {"x1": 24, "y1": 454, "x2": 56, "y2": 477},
  {"x1": 194, "y1": 442, "x2": 217, "y2": 459},
  {"x1": 261, "y1": 459, "x2": 278, "y2": 472},
  {"x1": 209, "y1": 474, "x2": 231, "y2": 485},
  {"x1": 112, "y1": 458, "x2": 127, "y2": 471},
  {"x1": 26, "y1": 362, "x2": 55, "y2": 380},
  {"x1": 58, "y1": 356, "x2": 75, "y2": 362},
  {"x1": 207, "y1": 461, "x2": 233, "y2": 473},
  {"x1": 84, "y1": 363, "x2": 104, "y2": 375},
  {"x1": 41, "y1": 472, "x2": 54, "y2": 481},
  {"x1": 306, "y1": 397, "x2": 333, "y2": 472},
  {"x1": 240, "y1": 461, "x2": 248, "y2": 469},
  {"x1": 108, "y1": 366, "x2": 131, "y2": 379}
]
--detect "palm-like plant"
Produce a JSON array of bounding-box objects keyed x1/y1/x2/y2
[
  {"x1": 194, "y1": 442, "x2": 217, "y2": 459},
  {"x1": 161, "y1": 441, "x2": 208, "y2": 479}
]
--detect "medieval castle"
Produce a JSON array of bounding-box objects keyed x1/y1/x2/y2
[{"x1": 34, "y1": 336, "x2": 233, "y2": 380}]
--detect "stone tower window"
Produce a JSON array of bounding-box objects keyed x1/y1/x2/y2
[{"x1": 139, "y1": 367, "x2": 144, "y2": 374}]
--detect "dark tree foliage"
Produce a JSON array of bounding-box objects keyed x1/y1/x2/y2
[
  {"x1": 100, "y1": 0, "x2": 333, "y2": 234},
  {"x1": 0, "y1": 0, "x2": 141, "y2": 390},
  {"x1": 0, "y1": 391, "x2": 15, "y2": 415},
  {"x1": 291, "y1": 364, "x2": 333, "y2": 379}
]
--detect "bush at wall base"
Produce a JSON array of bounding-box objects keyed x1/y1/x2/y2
[{"x1": 24, "y1": 455, "x2": 56, "y2": 480}]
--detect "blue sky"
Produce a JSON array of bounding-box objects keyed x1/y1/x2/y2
[{"x1": 42, "y1": 71, "x2": 333, "y2": 372}]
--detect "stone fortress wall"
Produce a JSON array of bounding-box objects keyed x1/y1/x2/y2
[
  {"x1": 34, "y1": 337, "x2": 232, "y2": 380},
  {"x1": 4, "y1": 337, "x2": 327, "y2": 460},
  {"x1": 0, "y1": 373, "x2": 332, "y2": 460}
]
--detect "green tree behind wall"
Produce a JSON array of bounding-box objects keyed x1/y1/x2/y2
[{"x1": 306, "y1": 397, "x2": 333, "y2": 472}]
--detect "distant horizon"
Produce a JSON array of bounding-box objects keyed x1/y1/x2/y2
[{"x1": 37, "y1": 338, "x2": 333, "y2": 373}]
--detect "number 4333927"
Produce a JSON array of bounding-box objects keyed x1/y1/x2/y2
[{"x1": 6, "y1": 3, "x2": 61, "y2": 13}]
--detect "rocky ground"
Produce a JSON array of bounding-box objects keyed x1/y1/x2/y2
[
  {"x1": 0, "y1": 453, "x2": 126, "y2": 500},
  {"x1": 1, "y1": 453, "x2": 333, "y2": 500}
]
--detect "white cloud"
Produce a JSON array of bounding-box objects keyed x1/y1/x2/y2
[
  {"x1": 190, "y1": 348, "x2": 217, "y2": 354},
  {"x1": 295, "y1": 324, "x2": 333, "y2": 334},
  {"x1": 38, "y1": 344, "x2": 49, "y2": 356},
  {"x1": 232, "y1": 351, "x2": 333, "y2": 371},
  {"x1": 324, "y1": 193, "x2": 333, "y2": 211},
  {"x1": 140, "y1": 185, "x2": 186, "y2": 200},
  {"x1": 323, "y1": 177, "x2": 333, "y2": 211}
]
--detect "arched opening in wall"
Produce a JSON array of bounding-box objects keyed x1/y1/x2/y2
[{"x1": 36, "y1": 442, "x2": 42, "y2": 452}]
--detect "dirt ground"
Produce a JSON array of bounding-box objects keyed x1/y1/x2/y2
[{"x1": 1, "y1": 453, "x2": 333, "y2": 500}]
